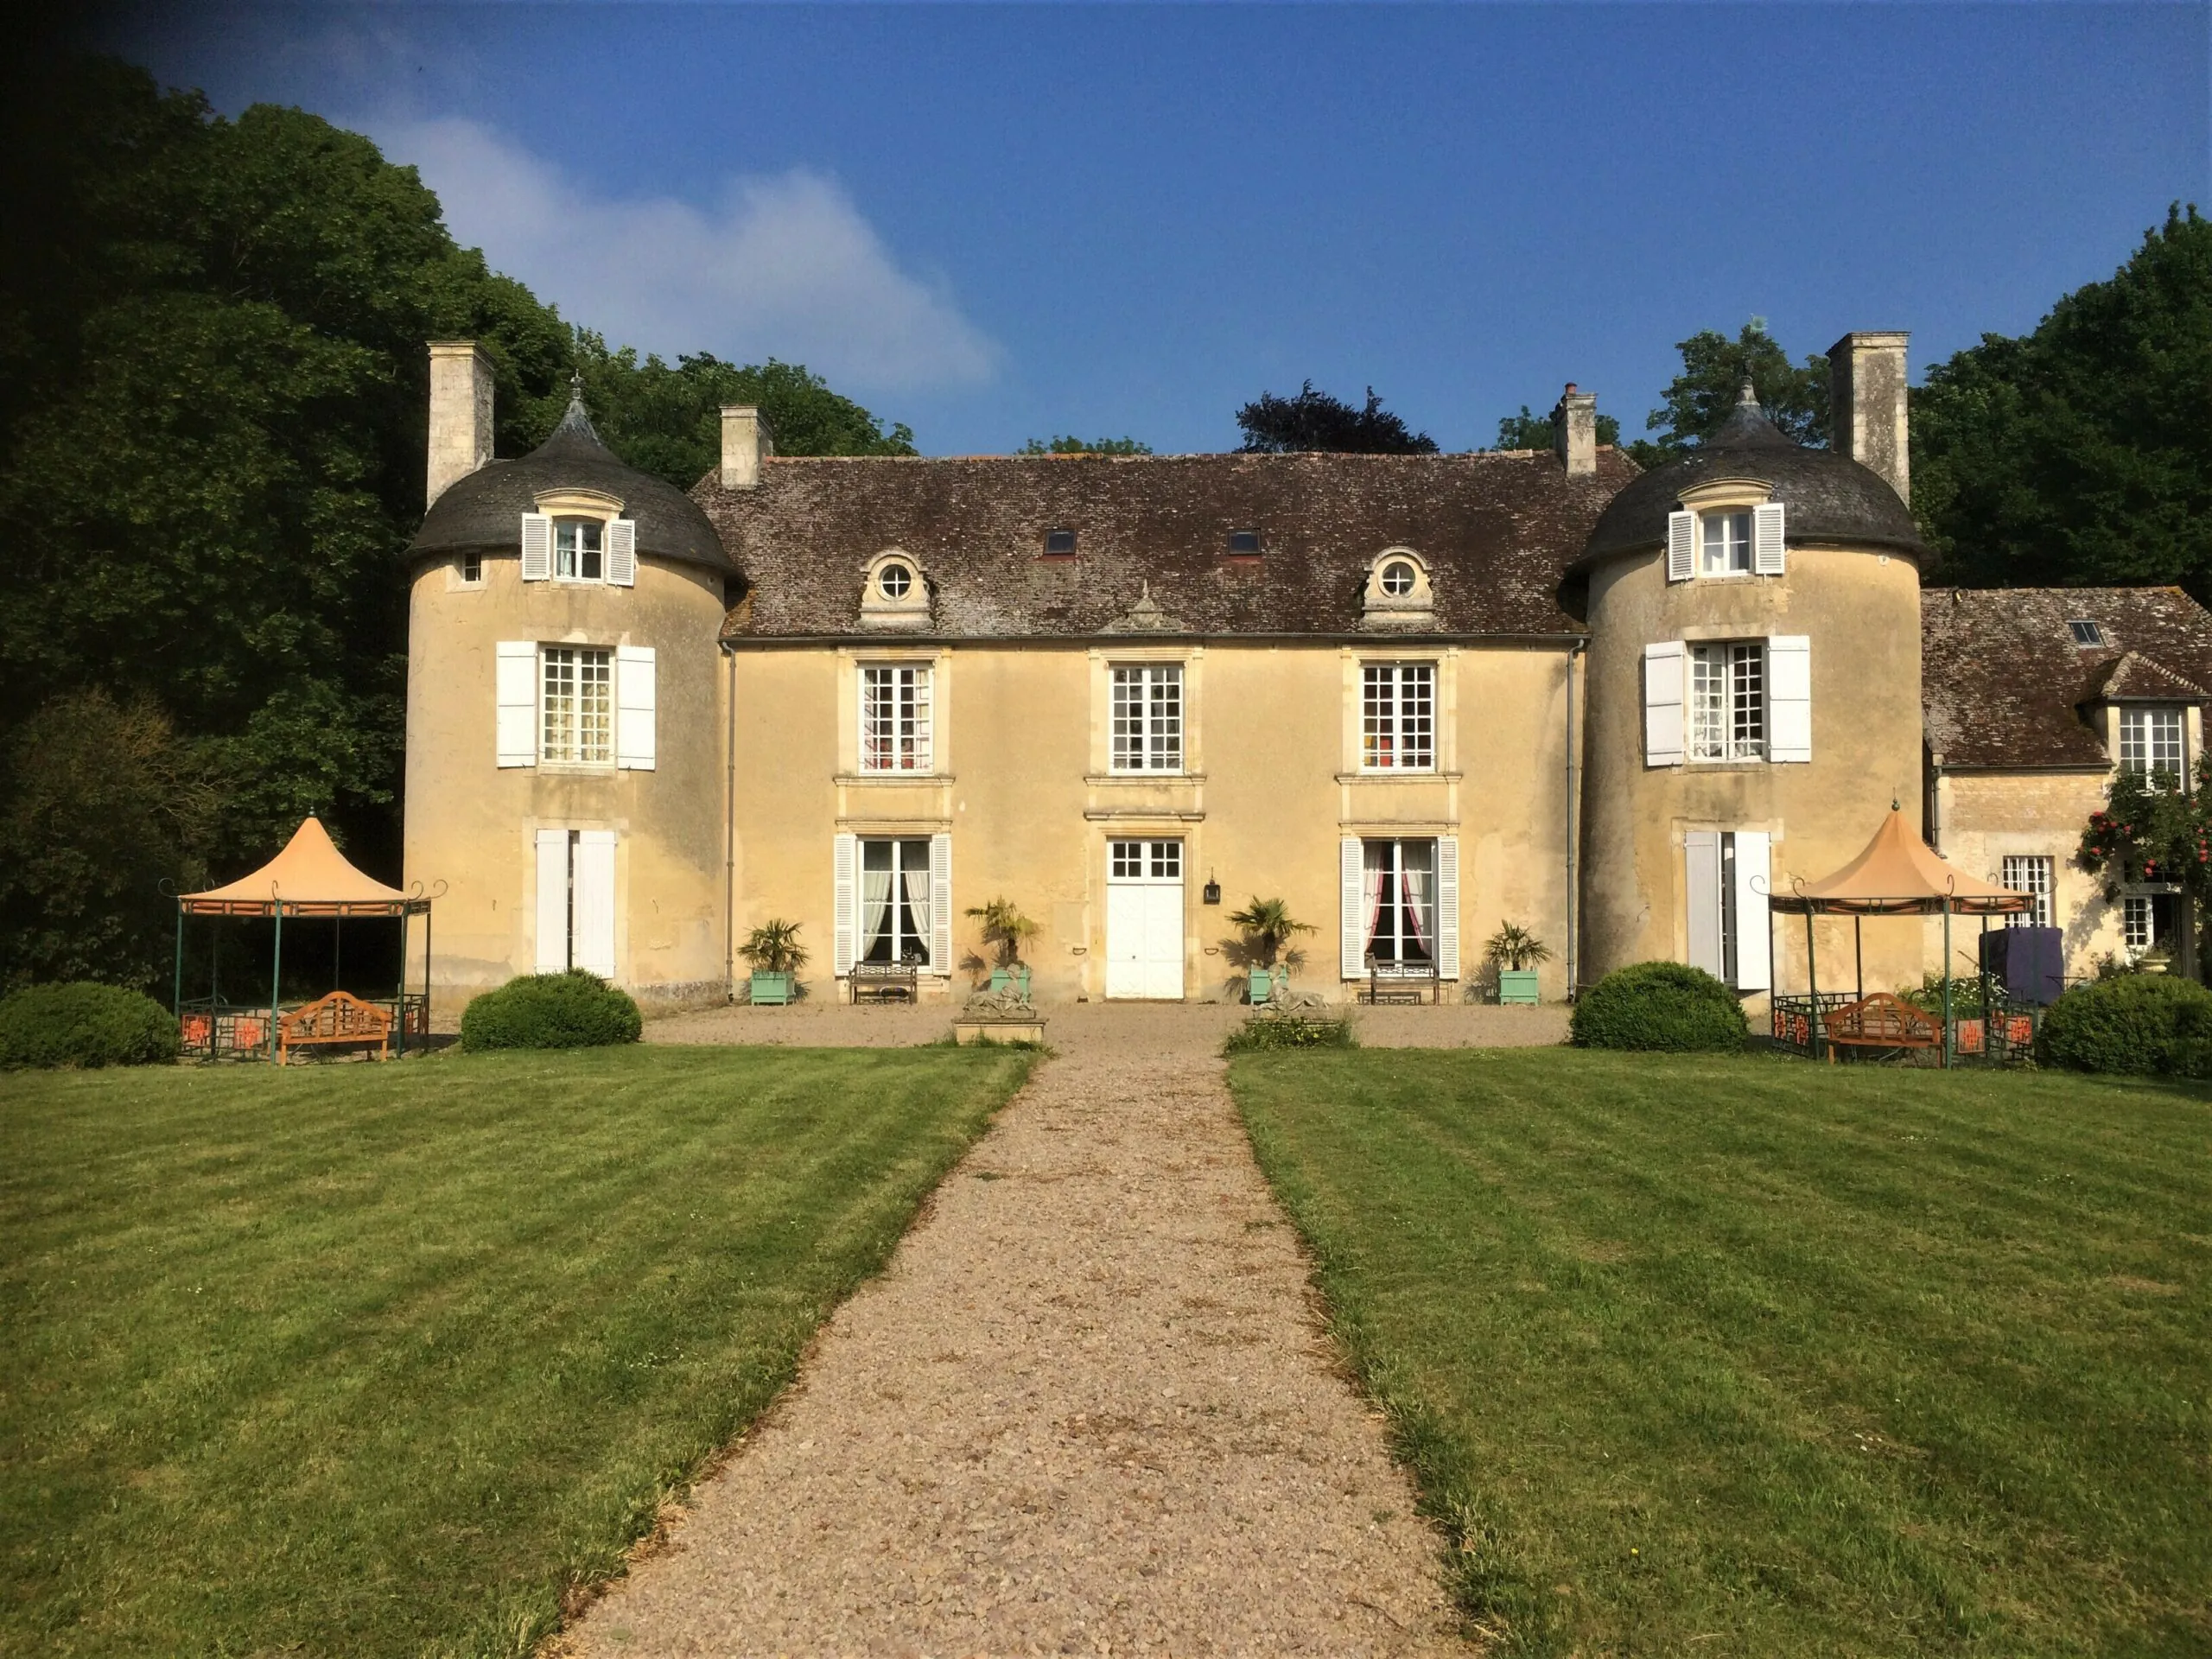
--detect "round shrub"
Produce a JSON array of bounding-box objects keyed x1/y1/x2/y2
[
  {"x1": 460, "y1": 971, "x2": 643, "y2": 1052},
  {"x1": 1570, "y1": 960, "x2": 1747, "y2": 1052},
  {"x1": 2037, "y1": 973, "x2": 2212, "y2": 1076},
  {"x1": 0, "y1": 982, "x2": 180, "y2": 1069}
]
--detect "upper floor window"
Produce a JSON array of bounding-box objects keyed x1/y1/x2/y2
[
  {"x1": 1667, "y1": 502, "x2": 1784, "y2": 582},
  {"x1": 520, "y1": 511, "x2": 636, "y2": 586},
  {"x1": 1688, "y1": 641, "x2": 1765, "y2": 762},
  {"x1": 556, "y1": 518, "x2": 602, "y2": 581},
  {"x1": 1362, "y1": 663, "x2": 1434, "y2": 770},
  {"x1": 2120, "y1": 706, "x2": 2184, "y2": 782},
  {"x1": 1110, "y1": 664, "x2": 1183, "y2": 772},
  {"x1": 860, "y1": 664, "x2": 932, "y2": 772},
  {"x1": 459, "y1": 551, "x2": 483, "y2": 585},
  {"x1": 1700, "y1": 512, "x2": 1751, "y2": 575},
  {"x1": 542, "y1": 645, "x2": 613, "y2": 766}
]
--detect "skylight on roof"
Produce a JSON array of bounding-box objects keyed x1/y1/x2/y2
[
  {"x1": 1043, "y1": 527, "x2": 1077, "y2": 556},
  {"x1": 2069, "y1": 620, "x2": 2106, "y2": 648},
  {"x1": 1226, "y1": 529, "x2": 1262, "y2": 556}
]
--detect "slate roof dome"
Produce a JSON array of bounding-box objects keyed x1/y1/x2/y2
[
  {"x1": 410, "y1": 391, "x2": 734, "y2": 575},
  {"x1": 1573, "y1": 385, "x2": 1928, "y2": 573}
]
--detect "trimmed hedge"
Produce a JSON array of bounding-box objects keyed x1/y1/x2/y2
[
  {"x1": 459, "y1": 972, "x2": 643, "y2": 1052},
  {"x1": 2037, "y1": 973, "x2": 2212, "y2": 1077},
  {"x1": 1570, "y1": 961, "x2": 1747, "y2": 1052},
  {"x1": 1225, "y1": 1009, "x2": 1357, "y2": 1052},
  {"x1": 0, "y1": 982, "x2": 180, "y2": 1069}
]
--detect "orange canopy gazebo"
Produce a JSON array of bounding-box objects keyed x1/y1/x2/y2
[{"x1": 175, "y1": 817, "x2": 432, "y2": 1058}]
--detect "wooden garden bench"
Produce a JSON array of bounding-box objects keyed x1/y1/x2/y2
[
  {"x1": 848, "y1": 963, "x2": 919, "y2": 1004},
  {"x1": 1360, "y1": 963, "x2": 1440, "y2": 1005},
  {"x1": 1821, "y1": 991, "x2": 1938, "y2": 1058},
  {"x1": 277, "y1": 990, "x2": 394, "y2": 1065}
]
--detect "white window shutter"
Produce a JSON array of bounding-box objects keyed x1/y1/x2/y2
[
  {"x1": 607, "y1": 518, "x2": 638, "y2": 587},
  {"x1": 1435, "y1": 836, "x2": 1460, "y2": 981},
  {"x1": 535, "y1": 830, "x2": 569, "y2": 972},
  {"x1": 1768, "y1": 635, "x2": 1812, "y2": 762},
  {"x1": 929, "y1": 833, "x2": 953, "y2": 974},
  {"x1": 615, "y1": 645, "x2": 656, "y2": 771},
  {"x1": 520, "y1": 513, "x2": 552, "y2": 581},
  {"x1": 1643, "y1": 641, "x2": 1685, "y2": 768},
  {"x1": 1684, "y1": 831, "x2": 1722, "y2": 978},
  {"x1": 1340, "y1": 837, "x2": 1365, "y2": 980},
  {"x1": 573, "y1": 830, "x2": 617, "y2": 979},
  {"x1": 496, "y1": 641, "x2": 538, "y2": 767},
  {"x1": 1752, "y1": 501, "x2": 1786, "y2": 575},
  {"x1": 831, "y1": 833, "x2": 858, "y2": 976},
  {"x1": 1667, "y1": 511, "x2": 1695, "y2": 582},
  {"x1": 1733, "y1": 831, "x2": 1772, "y2": 992}
]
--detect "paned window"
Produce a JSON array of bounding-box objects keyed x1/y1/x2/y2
[
  {"x1": 1110, "y1": 664, "x2": 1183, "y2": 772},
  {"x1": 859, "y1": 837, "x2": 934, "y2": 964},
  {"x1": 554, "y1": 518, "x2": 603, "y2": 581},
  {"x1": 860, "y1": 664, "x2": 932, "y2": 772},
  {"x1": 1361, "y1": 663, "x2": 1434, "y2": 770},
  {"x1": 2069, "y1": 620, "x2": 2105, "y2": 647},
  {"x1": 2002, "y1": 855, "x2": 2054, "y2": 928},
  {"x1": 2120, "y1": 707, "x2": 2184, "y2": 782},
  {"x1": 1700, "y1": 510, "x2": 1752, "y2": 575},
  {"x1": 540, "y1": 646, "x2": 612, "y2": 765},
  {"x1": 460, "y1": 551, "x2": 482, "y2": 584},
  {"x1": 2124, "y1": 894, "x2": 2156, "y2": 955},
  {"x1": 1688, "y1": 642, "x2": 1765, "y2": 762},
  {"x1": 1362, "y1": 839, "x2": 1435, "y2": 969},
  {"x1": 1110, "y1": 839, "x2": 1181, "y2": 880}
]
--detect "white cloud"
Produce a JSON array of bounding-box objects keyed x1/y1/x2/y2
[{"x1": 367, "y1": 116, "x2": 999, "y2": 392}]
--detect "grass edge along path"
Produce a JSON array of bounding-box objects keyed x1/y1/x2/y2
[
  {"x1": 1230, "y1": 1048, "x2": 2211, "y2": 1657},
  {"x1": 2, "y1": 1044, "x2": 1034, "y2": 1659}
]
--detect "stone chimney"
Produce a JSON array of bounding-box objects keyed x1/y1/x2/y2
[
  {"x1": 1828, "y1": 331, "x2": 1910, "y2": 503},
  {"x1": 1552, "y1": 383, "x2": 1597, "y2": 476},
  {"x1": 720, "y1": 405, "x2": 774, "y2": 490},
  {"x1": 425, "y1": 341, "x2": 494, "y2": 509}
]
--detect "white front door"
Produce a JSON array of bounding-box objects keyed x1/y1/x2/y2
[{"x1": 1105, "y1": 838, "x2": 1185, "y2": 1000}]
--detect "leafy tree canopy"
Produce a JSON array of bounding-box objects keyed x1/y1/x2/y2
[
  {"x1": 1491, "y1": 404, "x2": 1623, "y2": 452},
  {"x1": 1913, "y1": 204, "x2": 2212, "y2": 591},
  {"x1": 1018, "y1": 435, "x2": 1153, "y2": 455},
  {"x1": 1629, "y1": 319, "x2": 1829, "y2": 467},
  {"x1": 1236, "y1": 382, "x2": 1438, "y2": 454}
]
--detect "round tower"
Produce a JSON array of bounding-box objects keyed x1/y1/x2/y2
[
  {"x1": 404, "y1": 348, "x2": 737, "y2": 1012},
  {"x1": 1570, "y1": 383, "x2": 1929, "y2": 1005}
]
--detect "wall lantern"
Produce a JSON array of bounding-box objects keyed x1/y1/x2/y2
[{"x1": 1203, "y1": 874, "x2": 1222, "y2": 906}]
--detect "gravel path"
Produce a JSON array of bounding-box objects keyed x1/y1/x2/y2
[{"x1": 558, "y1": 1014, "x2": 1479, "y2": 1656}]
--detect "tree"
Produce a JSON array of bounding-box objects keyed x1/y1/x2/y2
[
  {"x1": 1629, "y1": 320, "x2": 1829, "y2": 466},
  {"x1": 1236, "y1": 382, "x2": 1438, "y2": 454},
  {"x1": 1491, "y1": 404, "x2": 1622, "y2": 452},
  {"x1": 1018, "y1": 435, "x2": 1153, "y2": 456},
  {"x1": 1913, "y1": 205, "x2": 2212, "y2": 591}
]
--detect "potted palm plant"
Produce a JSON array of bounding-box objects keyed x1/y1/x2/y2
[
  {"x1": 964, "y1": 899, "x2": 1039, "y2": 999},
  {"x1": 739, "y1": 919, "x2": 807, "y2": 1006},
  {"x1": 1230, "y1": 897, "x2": 1315, "y2": 1005},
  {"x1": 1484, "y1": 922, "x2": 1551, "y2": 1005}
]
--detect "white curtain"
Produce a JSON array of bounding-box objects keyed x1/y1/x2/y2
[
  {"x1": 900, "y1": 850, "x2": 931, "y2": 960},
  {"x1": 1362, "y1": 842, "x2": 1387, "y2": 958},
  {"x1": 861, "y1": 862, "x2": 893, "y2": 959},
  {"x1": 1403, "y1": 842, "x2": 1433, "y2": 954}
]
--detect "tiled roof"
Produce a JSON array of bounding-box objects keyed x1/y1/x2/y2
[
  {"x1": 698, "y1": 449, "x2": 1638, "y2": 641},
  {"x1": 1922, "y1": 586, "x2": 2212, "y2": 768}
]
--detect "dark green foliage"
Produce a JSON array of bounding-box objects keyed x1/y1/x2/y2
[
  {"x1": 1017, "y1": 435, "x2": 1154, "y2": 455},
  {"x1": 1627, "y1": 319, "x2": 1830, "y2": 467},
  {"x1": 1491, "y1": 404, "x2": 1622, "y2": 452},
  {"x1": 1224, "y1": 1010, "x2": 1357, "y2": 1052},
  {"x1": 1236, "y1": 381, "x2": 1438, "y2": 454},
  {"x1": 1915, "y1": 206, "x2": 2212, "y2": 591},
  {"x1": 458, "y1": 972, "x2": 643, "y2": 1051},
  {"x1": 0, "y1": 981, "x2": 180, "y2": 1068},
  {"x1": 1570, "y1": 960, "x2": 1748, "y2": 1052},
  {"x1": 2036, "y1": 972, "x2": 2212, "y2": 1076}
]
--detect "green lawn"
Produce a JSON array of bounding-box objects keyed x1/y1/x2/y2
[
  {"x1": 1230, "y1": 1050, "x2": 2210, "y2": 1657},
  {"x1": 1, "y1": 1045, "x2": 1033, "y2": 1658}
]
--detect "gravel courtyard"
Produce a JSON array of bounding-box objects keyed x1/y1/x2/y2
[{"x1": 557, "y1": 1006, "x2": 1546, "y2": 1654}]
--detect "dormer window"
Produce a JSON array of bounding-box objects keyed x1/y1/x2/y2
[
  {"x1": 2069, "y1": 620, "x2": 2106, "y2": 648},
  {"x1": 1380, "y1": 559, "x2": 1417, "y2": 596},
  {"x1": 1226, "y1": 530, "x2": 1262, "y2": 556},
  {"x1": 1701, "y1": 512, "x2": 1752, "y2": 575},
  {"x1": 2120, "y1": 706, "x2": 2185, "y2": 782},
  {"x1": 1043, "y1": 528, "x2": 1077, "y2": 556},
  {"x1": 878, "y1": 560, "x2": 912, "y2": 600},
  {"x1": 1362, "y1": 548, "x2": 1434, "y2": 629},
  {"x1": 520, "y1": 497, "x2": 635, "y2": 586},
  {"x1": 860, "y1": 550, "x2": 931, "y2": 631},
  {"x1": 1666, "y1": 499, "x2": 1784, "y2": 582},
  {"x1": 556, "y1": 518, "x2": 603, "y2": 582}
]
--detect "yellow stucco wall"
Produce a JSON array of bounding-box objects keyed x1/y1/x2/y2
[
  {"x1": 404, "y1": 553, "x2": 728, "y2": 1008},
  {"x1": 1932, "y1": 769, "x2": 2121, "y2": 976},
  {"x1": 729, "y1": 639, "x2": 1580, "y2": 1003},
  {"x1": 1580, "y1": 543, "x2": 1929, "y2": 1003}
]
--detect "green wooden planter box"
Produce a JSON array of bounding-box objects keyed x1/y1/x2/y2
[
  {"x1": 1249, "y1": 966, "x2": 1286, "y2": 1005},
  {"x1": 749, "y1": 971, "x2": 795, "y2": 1006},
  {"x1": 988, "y1": 966, "x2": 1032, "y2": 998},
  {"x1": 1496, "y1": 969, "x2": 1541, "y2": 1006}
]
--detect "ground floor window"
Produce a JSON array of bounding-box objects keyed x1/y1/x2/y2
[
  {"x1": 2121, "y1": 891, "x2": 2183, "y2": 963},
  {"x1": 535, "y1": 828, "x2": 617, "y2": 977},
  {"x1": 861, "y1": 837, "x2": 934, "y2": 964},
  {"x1": 1363, "y1": 839, "x2": 1435, "y2": 968},
  {"x1": 1685, "y1": 829, "x2": 1770, "y2": 991},
  {"x1": 2002, "y1": 855, "x2": 2054, "y2": 929}
]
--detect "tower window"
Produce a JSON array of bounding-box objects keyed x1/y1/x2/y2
[
  {"x1": 554, "y1": 518, "x2": 603, "y2": 581},
  {"x1": 460, "y1": 551, "x2": 482, "y2": 584},
  {"x1": 1700, "y1": 511, "x2": 1752, "y2": 575}
]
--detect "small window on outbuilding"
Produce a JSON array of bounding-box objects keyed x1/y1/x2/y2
[
  {"x1": 2069, "y1": 620, "x2": 2106, "y2": 648},
  {"x1": 1043, "y1": 528, "x2": 1077, "y2": 556},
  {"x1": 1226, "y1": 529, "x2": 1262, "y2": 556}
]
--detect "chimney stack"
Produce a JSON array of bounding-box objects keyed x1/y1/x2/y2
[
  {"x1": 721, "y1": 405, "x2": 773, "y2": 490},
  {"x1": 1828, "y1": 331, "x2": 1910, "y2": 503},
  {"x1": 426, "y1": 341, "x2": 494, "y2": 509},
  {"x1": 1552, "y1": 383, "x2": 1597, "y2": 476}
]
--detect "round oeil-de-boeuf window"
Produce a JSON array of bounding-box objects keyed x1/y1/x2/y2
[
  {"x1": 1381, "y1": 559, "x2": 1417, "y2": 596},
  {"x1": 879, "y1": 562, "x2": 913, "y2": 599}
]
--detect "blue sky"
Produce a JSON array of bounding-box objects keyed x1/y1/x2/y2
[{"x1": 108, "y1": 3, "x2": 2209, "y2": 456}]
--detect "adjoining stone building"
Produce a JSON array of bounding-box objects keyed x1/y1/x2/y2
[{"x1": 400, "y1": 333, "x2": 2212, "y2": 1012}]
